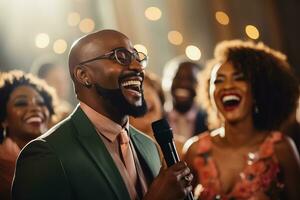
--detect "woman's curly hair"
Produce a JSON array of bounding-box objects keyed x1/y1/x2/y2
[
  {"x1": 0, "y1": 70, "x2": 58, "y2": 142},
  {"x1": 198, "y1": 40, "x2": 299, "y2": 131}
]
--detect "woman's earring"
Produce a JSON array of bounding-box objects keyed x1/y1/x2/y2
[
  {"x1": 3, "y1": 127, "x2": 7, "y2": 137},
  {"x1": 254, "y1": 105, "x2": 259, "y2": 114},
  {"x1": 1, "y1": 127, "x2": 7, "y2": 142}
]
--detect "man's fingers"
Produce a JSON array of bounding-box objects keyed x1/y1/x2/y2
[
  {"x1": 168, "y1": 161, "x2": 187, "y2": 171},
  {"x1": 176, "y1": 167, "x2": 191, "y2": 181},
  {"x1": 184, "y1": 185, "x2": 193, "y2": 196}
]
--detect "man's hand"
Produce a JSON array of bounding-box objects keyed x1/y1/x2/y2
[{"x1": 144, "y1": 161, "x2": 193, "y2": 200}]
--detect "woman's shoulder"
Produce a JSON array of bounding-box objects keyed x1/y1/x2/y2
[
  {"x1": 274, "y1": 132, "x2": 300, "y2": 161},
  {"x1": 182, "y1": 131, "x2": 210, "y2": 155}
]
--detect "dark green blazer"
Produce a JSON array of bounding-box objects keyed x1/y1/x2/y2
[{"x1": 12, "y1": 106, "x2": 161, "y2": 200}]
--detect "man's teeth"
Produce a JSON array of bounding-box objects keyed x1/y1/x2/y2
[
  {"x1": 121, "y1": 80, "x2": 141, "y2": 87},
  {"x1": 222, "y1": 95, "x2": 240, "y2": 103},
  {"x1": 26, "y1": 117, "x2": 42, "y2": 123}
]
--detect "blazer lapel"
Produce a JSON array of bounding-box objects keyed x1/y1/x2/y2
[
  {"x1": 129, "y1": 126, "x2": 161, "y2": 177},
  {"x1": 71, "y1": 106, "x2": 130, "y2": 200}
]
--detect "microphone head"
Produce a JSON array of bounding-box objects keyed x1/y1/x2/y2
[{"x1": 152, "y1": 118, "x2": 173, "y2": 144}]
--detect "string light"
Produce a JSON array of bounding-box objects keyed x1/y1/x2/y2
[
  {"x1": 145, "y1": 7, "x2": 162, "y2": 21},
  {"x1": 168, "y1": 31, "x2": 183, "y2": 45},
  {"x1": 79, "y1": 18, "x2": 95, "y2": 33},
  {"x1": 53, "y1": 39, "x2": 67, "y2": 54},
  {"x1": 245, "y1": 25, "x2": 260, "y2": 39},
  {"x1": 185, "y1": 45, "x2": 201, "y2": 61},
  {"x1": 134, "y1": 44, "x2": 148, "y2": 55},
  {"x1": 215, "y1": 11, "x2": 229, "y2": 25},
  {"x1": 35, "y1": 33, "x2": 50, "y2": 48},
  {"x1": 67, "y1": 12, "x2": 81, "y2": 27}
]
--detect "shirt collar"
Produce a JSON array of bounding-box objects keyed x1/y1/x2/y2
[{"x1": 79, "y1": 101, "x2": 129, "y2": 142}]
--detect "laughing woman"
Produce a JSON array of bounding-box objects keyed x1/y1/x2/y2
[
  {"x1": 0, "y1": 70, "x2": 57, "y2": 200},
  {"x1": 183, "y1": 40, "x2": 300, "y2": 200}
]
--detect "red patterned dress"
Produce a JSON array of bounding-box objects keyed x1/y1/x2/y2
[{"x1": 193, "y1": 132, "x2": 284, "y2": 200}]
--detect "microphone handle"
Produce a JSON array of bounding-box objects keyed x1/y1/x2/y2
[{"x1": 161, "y1": 142, "x2": 194, "y2": 200}]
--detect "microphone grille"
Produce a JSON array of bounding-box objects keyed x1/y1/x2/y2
[
  {"x1": 151, "y1": 118, "x2": 173, "y2": 143},
  {"x1": 151, "y1": 118, "x2": 170, "y2": 133}
]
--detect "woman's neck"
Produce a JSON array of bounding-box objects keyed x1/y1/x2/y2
[
  {"x1": 9, "y1": 136, "x2": 29, "y2": 149},
  {"x1": 222, "y1": 120, "x2": 267, "y2": 148}
]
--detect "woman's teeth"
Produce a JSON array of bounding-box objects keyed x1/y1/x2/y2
[
  {"x1": 222, "y1": 94, "x2": 241, "y2": 107},
  {"x1": 222, "y1": 95, "x2": 240, "y2": 103},
  {"x1": 26, "y1": 116, "x2": 42, "y2": 123}
]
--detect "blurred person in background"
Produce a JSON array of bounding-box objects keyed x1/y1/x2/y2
[
  {"x1": 166, "y1": 61, "x2": 208, "y2": 144},
  {"x1": 130, "y1": 71, "x2": 186, "y2": 158},
  {"x1": 31, "y1": 60, "x2": 73, "y2": 124},
  {"x1": 0, "y1": 70, "x2": 57, "y2": 200},
  {"x1": 129, "y1": 71, "x2": 165, "y2": 137},
  {"x1": 183, "y1": 40, "x2": 300, "y2": 200}
]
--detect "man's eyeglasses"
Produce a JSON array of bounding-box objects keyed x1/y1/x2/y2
[{"x1": 78, "y1": 47, "x2": 148, "y2": 69}]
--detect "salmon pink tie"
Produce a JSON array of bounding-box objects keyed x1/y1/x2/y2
[{"x1": 119, "y1": 129, "x2": 137, "y2": 186}]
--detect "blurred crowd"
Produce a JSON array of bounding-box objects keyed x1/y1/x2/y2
[{"x1": 1, "y1": 38, "x2": 300, "y2": 200}]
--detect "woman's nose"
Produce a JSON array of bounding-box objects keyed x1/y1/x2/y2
[
  {"x1": 28, "y1": 99, "x2": 43, "y2": 110},
  {"x1": 223, "y1": 78, "x2": 235, "y2": 89}
]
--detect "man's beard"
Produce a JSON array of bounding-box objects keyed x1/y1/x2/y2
[
  {"x1": 94, "y1": 83, "x2": 148, "y2": 117},
  {"x1": 174, "y1": 101, "x2": 193, "y2": 113},
  {"x1": 172, "y1": 88, "x2": 196, "y2": 113}
]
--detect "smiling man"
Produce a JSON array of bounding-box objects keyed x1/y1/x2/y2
[{"x1": 12, "y1": 30, "x2": 193, "y2": 200}]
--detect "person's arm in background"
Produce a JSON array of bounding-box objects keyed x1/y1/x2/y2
[
  {"x1": 275, "y1": 136, "x2": 300, "y2": 200},
  {"x1": 0, "y1": 138, "x2": 20, "y2": 199}
]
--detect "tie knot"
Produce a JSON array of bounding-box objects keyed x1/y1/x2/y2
[{"x1": 119, "y1": 129, "x2": 129, "y2": 144}]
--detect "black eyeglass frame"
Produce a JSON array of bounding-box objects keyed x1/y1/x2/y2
[{"x1": 78, "y1": 47, "x2": 148, "y2": 69}]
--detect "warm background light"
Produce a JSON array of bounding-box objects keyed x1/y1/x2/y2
[
  {"x1": 145, "y1": 7, "x2": 162, "y2": 21},
  {"x1": 134, "y1": 44, "x2": 148, "y2": 55},
  {"x1": 215, "y1": 11, "x2": 230, "y2": 25},
  {"x1": 245, "y1": 25, "x2": 260, "y2": 39},
  {"x1": 67, "y1": 12, "x2": 81, "y2": 27},
  {"x1": 1, "y1": 0, "x2": 297, "y2": 89},
  {"x1": 185, "y1": 45, "x2": 201, "y2": 61},
  {"x1": 168, "y1": 31, "x2": 183, "y2": 45},
  {"x1": 35, "y1": 33, "x2": 50, "y2": 48},
  {"x1": 79, "y1": 18, "x2": 95, "y2": 33},
  {"x1": 53, "y1": 39, "x2": 67, "y2": 54}
]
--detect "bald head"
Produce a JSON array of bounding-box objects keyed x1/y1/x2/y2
[{"x1": 68, "y1": 30, "x2": 130, "y2": 80}]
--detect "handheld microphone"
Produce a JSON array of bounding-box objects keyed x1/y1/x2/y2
[{"x1": 152, "y1": 118, "x2": 194, "y2": 200}]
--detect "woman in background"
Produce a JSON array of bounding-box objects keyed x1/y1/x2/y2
[
  {"x1": 183, "y1": 40, "x2": 300, "y2": 200},
  {"x1": 0, "y1": 70, "x2": 57, "y2": 200}
]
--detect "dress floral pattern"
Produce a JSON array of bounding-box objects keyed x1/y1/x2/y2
[{"x1": 193, "y1": 132, "x2": 283, "y2": 200}]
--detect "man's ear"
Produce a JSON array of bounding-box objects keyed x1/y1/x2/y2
[{"x1": 74, "y1": 65, "x2": 92, "y2": 88}]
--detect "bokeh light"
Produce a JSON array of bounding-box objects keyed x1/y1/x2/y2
[
  {"x1": 134, "y1": 44, "x2": 148, "y2": 55},
  {"x1": 145, "y1": 7, "x2": 162, "y2": 21},
  {"x1": 185, "y1": 45, "x2": 201, "y2": 61},
  {"x1": 53, "y1": 39, "x2": 67, "y2": 54},
  {"x1": 168, "y1": 31, "x2": 183, "y2": 45},
  {"x1": 35, "y1": 33, "x2": 50, "y2": 48},
  {"x1": 67, "y1": 12, "x2": 81, "y2": 27},
  {"x1": 215, "y1": 11, "x2": 230, "y2": 25},
  {"x1": 245, "y1": 25, "x2": 260, "y2": 39},
  {"x1": 79, "y1": 18, "x2": 95, "y2": 33}
]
